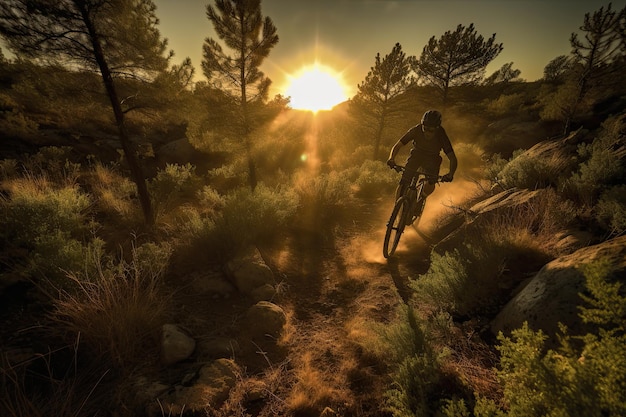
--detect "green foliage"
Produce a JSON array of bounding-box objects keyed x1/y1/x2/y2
[
  {"x1": 371, "y1": 306, "x2": 444, "y2": 417},
  {"x1": 150, "y1": 163, "x2": 203, "y2": 215},
  {"x1": 22, "y1": 146, "x2": 82, "y2": 185},
  {"x1": 578, "y1": 259, "x2": 626, "y2": 334},
  {"x1": 440, "y1": 398, "x2": 470, "y2": 417},
  {"x1": 196, "y1": 184, "x2": 299, "y2": 261},
  {"x1": 414, "y1": 23, "x2": 503, "y2": 104},
  {"x1": 0, "y1": 179, "x2": 95, "y2": 282},
  {"x1": 493, "y1": 147, "x2": 575, "y2": 190},
  {"x1": 350, "y1": 42, "x2": 416, "y2": 159},
  {"x1": 349, "y1": 160, "x2": 397, "y2": 198},
  {"x1": 595, "y1": 185, "x2": 626, "y2": 238},
  {"x1": 484, "y1": 259, "x2": 626, "y2": 417},
  {"x1": 0, "y1": 104, "x2": 39, "y2": 138},
  {"x1": 293, "y1": 170, "x2": 353, "y2": 219},
  {"x1": 564, "y1": 115, "x2": 625, "y2": 207},
  {"x1": 485, "y1": 93, "x2": 526, "y2": 116},
  {"x1": 411, "y1": 250, "x2": 469, "y2": 314}
]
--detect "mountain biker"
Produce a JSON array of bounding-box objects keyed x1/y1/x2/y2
[{"x1": 386, "y1": 109, "x2": 457, "y2": 217}]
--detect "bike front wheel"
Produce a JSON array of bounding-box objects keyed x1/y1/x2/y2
[{"x1": 383, "y1": 197, "x2": 410, "y2": 258}]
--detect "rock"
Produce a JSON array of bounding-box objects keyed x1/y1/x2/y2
[
  {"x1": 250, "y1": 283, "x2": 277, "y2": 302},
  {"x1": 155, "y1": 359, "x2": 240, "y2": 415},
  {"x1": 491, "y1": 235, "x2": 626, "y2": 340},
  {"x1": 161, "y1": 324, "x2": 196, "y2": 366},
  {"x1": 245, "y1": 301, "x2": 287, "y2": 339},
  {"x1": 225, "y1": 247, "x2": 275, "y2": 295},
  {"x1": 198, "y1": 337, "x2": 240, "y2": 359}
]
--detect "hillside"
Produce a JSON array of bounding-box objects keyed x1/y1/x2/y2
[{"x1": 1, "y1": 59, "x2": 626, "y2": 416}]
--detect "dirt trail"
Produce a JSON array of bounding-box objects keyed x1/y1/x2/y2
[{"x1": 258, "y1": 199, "x2": 435, "y2": 414}]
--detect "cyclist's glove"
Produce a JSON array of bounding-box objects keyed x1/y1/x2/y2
[{"x1": 441, "y1": 173, "x2": 454, "y2": 182}]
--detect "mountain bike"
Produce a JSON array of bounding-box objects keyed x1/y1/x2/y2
[{"x1": 383, "y1": 165, "x2": 442, "y2": 258}]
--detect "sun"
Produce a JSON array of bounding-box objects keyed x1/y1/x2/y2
[{"x1": 284, "y1": 63, "x2": 349, "y2": 112}]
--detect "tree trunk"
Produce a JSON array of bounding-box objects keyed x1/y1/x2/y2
[
  {"x1": 78, "y1": 3, "x2": 155, "y2": 225},
  {"x1": 373, "y1": 114, "x2": 386, "y2": 161}
]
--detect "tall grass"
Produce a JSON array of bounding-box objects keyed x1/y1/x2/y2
[{"x1": 51, "y1": 241, "x2": 172, "y2": 369}]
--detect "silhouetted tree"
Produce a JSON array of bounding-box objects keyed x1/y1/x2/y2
[
  {"x1": 413, "y1": 23, "x2": 503, "y2": 106},
  {"x1": 543, "y1": 55, "x2": 572, "y2": 83},
  {"x1": 0, "y1": 0, "x2": 172, "y2": 225},
  {"x1": 562, "y1": 2, "x2": 626, "y2": 133},
  {"x1": 202, "y1": 0, "x2": 278, "y2": 190},
  {"x1": 351, "y1": 43, "x2": 416, "y2": 160},
  {"x1": 484, "y1": 62, "x2": 522, "y2": 85}
]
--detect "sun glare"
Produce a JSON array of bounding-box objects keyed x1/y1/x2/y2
[{"x1": 284, "y1": 63, "x2": 349, "y2": 112}]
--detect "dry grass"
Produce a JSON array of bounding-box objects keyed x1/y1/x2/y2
[
  {"x1": 88, "y1": 162, "x2": 137, "y2": 219},
  {"x1": 285, "y1": 352, "x2": 348, "y2": 415},
  {"x1": 50, "y1": 243, "x2": 171, "y2": 369}
]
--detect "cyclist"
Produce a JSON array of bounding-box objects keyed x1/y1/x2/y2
[{"x1": 386, "y1": 109, "x2": 457, "y2": 218}]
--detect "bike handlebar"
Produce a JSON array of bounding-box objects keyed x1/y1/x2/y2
[{"x1": 389, "y1": 163, "x2": 444, "y2": 182}]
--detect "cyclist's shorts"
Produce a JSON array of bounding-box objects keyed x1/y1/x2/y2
[{"x1": 400, "y1": 155, "x2": 442, "y2": 185}]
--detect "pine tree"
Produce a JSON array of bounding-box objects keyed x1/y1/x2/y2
[
  {"x1": 0, "y1": 0, "x2": 172, "y2": 225},
  {"x1": 414, "y1": 23, "x2": 503, "y2": 106},
  {"x1": 202, "y1": 0, "x2": 278, "y2": 190},
  {"x1": 562, "y1": 2, "x2": 626, "y2": 134},
  {"x1": 351, "y1": 43, "x2": 416, "y2": 160}
]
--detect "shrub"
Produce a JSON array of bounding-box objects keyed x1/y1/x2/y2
[
  {"x1": 197, "y1": 184, "x2": 299, "y2": 261},
  {"x1": 20, "y1": 147, "x2": 82, "y2": 186},
  {"x1": 564, "y1": 115, "x2": 626, "y2": 207},
  {"x1": 0, "y1": 178, "x2": 95, "y2": 283},
  {"x1": 369, "y1": 305, "x2": 445, "y2": 417},
  {"x1": 595, "y1": 185, "x2": 626, "y2": 238},
  {"x1": 351, "y1": 160, "x2": 397, "y2": 199},
  {"x1": 150, "y1": 163, "x2": 203, "y2": 216},
  {"x1": 51, "y1": 241, "x2": 172, "y2": 369},
  {"x1": 485, "y1": 93, "x2": 525, "y2": 116},
  {"x1": 479, "y1": 259, "x2": 626, "y2": 416},
  {"x1": 495, "y1": 148, "x2": 573, "y2": 190},
  {"x1": 292, "y1": 170, "x2": 353, "y2": 227}
]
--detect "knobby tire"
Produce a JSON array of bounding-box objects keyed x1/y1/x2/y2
[{"x1": 383, "y1": 196, "x2": 410, "y2": 258}]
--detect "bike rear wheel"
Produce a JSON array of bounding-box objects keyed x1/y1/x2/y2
[{"x1": 383, "y1": 197, "x2": 410, "y2": 258}]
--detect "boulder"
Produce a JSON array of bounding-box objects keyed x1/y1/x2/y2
[
  {"x1": 225, "y1": 247, "x2": 275, "y2": 295},
  {"x1": 245, "y1": 301, "x2": 287, "y2": 339},
  {"x1": 491, "y1": 235, "x2": 626, "y2": 340},
  {"x1": 161, "y1": 324, "x2": 196, "y2": 366}
]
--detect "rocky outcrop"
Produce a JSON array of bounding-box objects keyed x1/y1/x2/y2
[{"x1": 491, "y1": 235, "x2": 626, "y2": 339}]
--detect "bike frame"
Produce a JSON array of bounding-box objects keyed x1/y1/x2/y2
[{"x1": 383, "y1": 165, "x2": 440, "y2": 258}]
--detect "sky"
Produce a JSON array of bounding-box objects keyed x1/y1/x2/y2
[{"x1": 154, "y1": 0, "x2": 622, "y2": 99}]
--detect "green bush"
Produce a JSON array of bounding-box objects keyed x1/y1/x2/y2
[
  {"x1": 595, "y1": 185, "x2": 626, "y2": 238},
  {"x1": 351, "y1": 160, "x2": 397, "y2": 198},
  {"x1": 564, "y1": 115, "x2": 625, "y2": 207},
  {"x1": 370, "y1": 306, "x2": 445, "y2": 417},
  {"x1": 150, "y1": 163, "x2": 203, "y2": 215},
  {"x1": 292, "y1": 170, "x2": 353, "y2": 228},
  {"x1": 477, "y1": 259, "x2": 626, "y2": 417},
  {"x1": 485, "y1": 93, "x2": 526, "y2": 116},
  {"x1": 0, "y1": 180, "x2": 95, "y2": 283},
  {"x1": 197, "y1": 184, "x2": 299, "y2": 261},
  {"x1": 495, "y1": 148, "x2": 573, "y2": 190}
]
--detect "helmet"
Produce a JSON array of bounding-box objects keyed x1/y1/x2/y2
[{"x1": 421, "y1": 110, "x2": 442, "y2": 128}]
